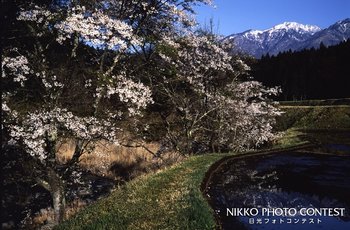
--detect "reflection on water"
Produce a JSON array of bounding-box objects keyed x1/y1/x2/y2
[
  {"x1": 323, "y1": 144, "x2": 350, "y2": 152},
  {"x1": 206, "y1": 151, "x2": 350, "y2": 230}
]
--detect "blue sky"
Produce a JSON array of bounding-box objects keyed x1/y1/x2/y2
[{"x1": 193, "y1": 0, "x2": 350, "y2": 35}]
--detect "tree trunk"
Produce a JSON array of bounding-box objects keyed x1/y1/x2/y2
[{"x1": 47, "y1": 169, "x2": 66, "y2": 224}]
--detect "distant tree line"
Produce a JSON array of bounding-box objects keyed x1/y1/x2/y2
[{"x1": 251, "y1": 39, "x2": 350, "y2": 100}]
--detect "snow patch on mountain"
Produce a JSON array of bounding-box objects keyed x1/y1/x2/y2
[
  {"x1": 225, "y1": 19, "x2": 350, "y2": 58},
  {"x1": 271, "y1": 22, "x2": 320, "y2": 33}
]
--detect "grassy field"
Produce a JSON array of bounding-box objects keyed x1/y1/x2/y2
[
  {"x1": 56, "y1": 101, "x2": 350, "y2": 230},
  {"x1": 273, "y1": 103, "x2": 350, "y2": 147},
  {"x1": 277, "y1": 104, "x2": 350, "y2": 130}
]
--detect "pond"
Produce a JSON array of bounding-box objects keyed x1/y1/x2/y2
[{"x1": 205, "y1": 133, "x2": 350, "y2": 230}]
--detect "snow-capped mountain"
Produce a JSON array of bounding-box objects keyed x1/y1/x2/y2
[
  {"x1": 298, "y1": 18, "x2": 350, "y2": 50},
  {"x1": 225, "y1": 18, "x2": 350, "y2": 58}
]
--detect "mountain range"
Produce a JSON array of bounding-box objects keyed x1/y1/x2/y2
[{"x1": 224, "y1": 18, "x2": 350, "y2": 58}]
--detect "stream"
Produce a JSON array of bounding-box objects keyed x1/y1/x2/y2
[{"x1": 205, "y1": 131, "x2": 350, "y2": 230}]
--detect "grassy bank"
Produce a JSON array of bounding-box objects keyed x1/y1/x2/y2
[
  {"x1": 278, "y1": 98, "x2": 350, "y2": 106},
  {"x1": 277, "y1": 105, "x2": 350, "y2": 130},
  {"x1": 274, "y1": 103, "x2": 350, "y2": 147},
  {"x1": 56, "y1": 153, "x2": 232, "y2": 230},
  {"x1": 56, "y1": 136, "x2": 308, "y2": 230},
  {"x1": 57, "y1": 102, "x2": 349, "y2": 230}
]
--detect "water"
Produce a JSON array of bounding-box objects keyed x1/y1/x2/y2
[
  {"x1": 323, "y1": 144, "x2": 350, "y2": 152},
  {"x1": 206, "y1": 151, "x2": 350, "y2": 230}
]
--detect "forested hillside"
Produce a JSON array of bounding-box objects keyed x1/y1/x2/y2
[{"x1": 252, "y1": 40, "x2": 350, "y2": 100}]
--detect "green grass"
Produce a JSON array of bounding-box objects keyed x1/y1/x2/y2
[
  {"x1": 273, "y1": 128, "x2": 309, "y2": 148},
  {"x1": 56, "y1": 153, "x2": 232, "y2": 230},
  {"x1": 279, "y1": 98, "x2": 350, "y2": 106},
  {"x1": 57, "y1": 102, "x2": 350, "y2": 230},
  {"x1": 56, "y1": 136, "x2": 310, "y2": 230},
  {"x1": 274, "y1": 104, "x2": 350, "y2": 148},
  {"x1": 276, "y1": 105, "x2": 350, "y2": 131}
]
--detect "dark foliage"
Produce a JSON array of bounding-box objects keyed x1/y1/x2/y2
[{"x1": 252, "y1": 40, "x2": 350, "y2": 100}]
